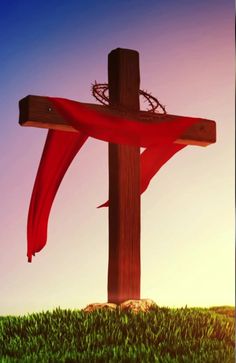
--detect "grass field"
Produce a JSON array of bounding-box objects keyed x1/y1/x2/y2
[{"x1": 0, "y1": 306, "x2": 234, "y2": 362}]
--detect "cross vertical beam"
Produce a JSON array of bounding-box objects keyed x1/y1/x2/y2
[{"x1": 108, "y1": 48, "x2": 141, "y2": 304}]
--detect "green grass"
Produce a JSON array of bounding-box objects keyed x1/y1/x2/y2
[{"x1": 0, "y1": 306, "x2": 234, "y2": 362}]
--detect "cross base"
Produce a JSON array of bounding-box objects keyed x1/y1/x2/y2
[{"x1": 83, "y1": 299, "x2": 157, "y2": 313}]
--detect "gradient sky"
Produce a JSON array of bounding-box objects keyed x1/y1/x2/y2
[{"x1": 0, "y1": 0, "x2": 234, "y2": 315}]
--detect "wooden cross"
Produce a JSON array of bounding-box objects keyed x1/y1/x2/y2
[{"x1": 19, "y1": 48, "x2": 216, "y2": 305}]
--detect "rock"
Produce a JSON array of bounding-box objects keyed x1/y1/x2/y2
[
  {"x1": 83, "y1": 299, "x2": 157, "y2": 313},
  {"x1": 83, "y1": 302, "x2": 117, "y2": 312},
  {"x1": 119, "y1": 299, "x2": 157, "y2": 313}
]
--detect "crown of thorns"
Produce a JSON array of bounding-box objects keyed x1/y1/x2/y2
[{"x1": 92, "y1": 82, "x2": 166, "y2": 114}]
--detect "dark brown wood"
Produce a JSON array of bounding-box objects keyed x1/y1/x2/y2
[
  {"x1": 19, "y1": 95, "x2": 216, "y2": 146},
  {"x1": 19, "y1": 48, "x2": 217, "y2": 306},
  {"x1": 108, "y1": 48, "x2": 141, "y2": 304},
  {"x1": 19, "y1": 95, "x2": 102, "y2": 133}
]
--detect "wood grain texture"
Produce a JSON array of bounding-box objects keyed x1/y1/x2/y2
[
  {"x1": 107, "y1": 49, "x2": 141, "y2": 304},
  {"x1": 19, "y1": 95, "x2": 216, "y2": 146}
]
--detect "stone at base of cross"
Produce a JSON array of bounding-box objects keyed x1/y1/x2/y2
[{"x1": 83, "y1": 299, "x2": 157, "y2": 313}]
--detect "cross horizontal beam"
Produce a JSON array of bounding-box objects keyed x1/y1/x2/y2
[{"x1": 19, "y1": 95, "x2": 216, "y2": 146}]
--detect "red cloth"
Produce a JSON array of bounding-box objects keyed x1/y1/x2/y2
[{"x1": 27, "y1": 97, "x2": 199, "y2": 262}]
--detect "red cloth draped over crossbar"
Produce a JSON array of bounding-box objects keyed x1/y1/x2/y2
[{"x1": 27, "y1": 97, "x2": 199, "y2": 262}]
